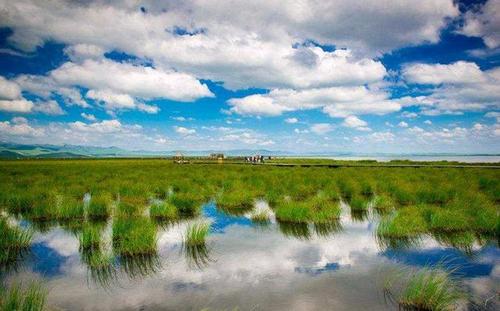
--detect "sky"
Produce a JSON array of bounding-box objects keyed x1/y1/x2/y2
[{"x1": 0, "y1": 0, "x2": 499, "y2": 153}]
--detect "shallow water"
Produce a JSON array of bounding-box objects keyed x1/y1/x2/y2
[{"x1": 2, "y1": 202, "x2": 499, "y2": 310}]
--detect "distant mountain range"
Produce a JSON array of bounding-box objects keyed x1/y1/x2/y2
[
  {"x1": 0, "y1": 142, "x2": 498, "y2": 159},
  {"x1": 0, "y1": 142, "x2": 291, "y2": 158}
]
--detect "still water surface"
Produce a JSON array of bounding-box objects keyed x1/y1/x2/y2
[{"x1": 3, "y1": 202, "x2": 499, "y2": 310}]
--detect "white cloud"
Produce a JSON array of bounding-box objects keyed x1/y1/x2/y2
[
  {"x1": 459, "y1": 0, "x2": 500, "y2": 49},
  {"x1": 63, "y1": 44, "x2": 105, "y2": 61},
  {"x1": 0, "y1": 99, "x2": 34, "y2": 113},
  {"x1": 52, "y1": 58, "x2": 213, "y2": 102},
  {"x1": 369, "y1": 131, "x2": 395, "y2": 142},
  {"x1": 310, "y1": 123, "x2": 333, "y2": 135},
  {"x1": 33, "y1": 100, "x2": 65, "y2": 115},
  {"x1": 403, "y1": 61, "x2": 486, "y2": 85},
  {"x1": 342, "y1": 116, "x2": 371, "y2": 131},
  {"x1": 401, "y1": 111, "x2": 418, "y2": 118},
  {"x1": 69, "y1": 119, "x2": 123, "y2": 134},
  {"x1": 174, "y1": 126, "x2": 196, "y2": 135},
  {"x1": 80, "y1": 112, "x2": 96, "y2": 121},
  {"x1": 0, "y1": 0, "x2": 458, "y2": 91},
  {"x1": 228, "y1": 86, "x2": 401, "y2": 117},
  {"x1": 0, "y1": 117, "x2": 43, "y2": 137},
  {"x1": 285, "y1": 117, "x2": 298, "y2": 124},
  {"x1": 294, "y1": 128, "x2": 309, "y2": 134},
  {"x1": 399, "y1": 64, "x2": 500, "y2": 115},
  {"x1": 398, "y1": 121, "x2": 409, "y2": 128},
  {"x1": 424, "y1": 120, "x2": 432, "y2": 125},
  {"x1": 0, "y1": 76, "x2": 21, "y2": 100}
]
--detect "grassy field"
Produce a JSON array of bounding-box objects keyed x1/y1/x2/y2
[
  {"x1": 0, "y1": 159, "x2": 496, "y2": 252},
  {"x1": 0, "y1": 159, "x2": 498, "y2": 231}
]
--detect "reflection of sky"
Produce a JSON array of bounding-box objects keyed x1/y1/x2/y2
[
  {"x1": 383, "y1": 247, "x2": 497, "y2": 278},
  {"x1": 7, "y1": 204, "x2": 498, "y2": 310},
  {"x1": 202, "y1": 202, "x2": 252, "y2": 233},
  {"x1": 29, "y1": 242, "x2": 67, "y2": 277}
]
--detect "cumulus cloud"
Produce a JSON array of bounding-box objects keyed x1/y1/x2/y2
[
  {"x1": 0, "y1": 99, "x2": 34, "y2": 113},
  {"x1": 310, "y1": 123, "x2": 333, "y2": 135},
  {"x1": 459, "y1": 0, "x2": 500, "y2": 49},
  {"x1": 228, "y1": 86, "x2": 401, "y2": 117},
  {"x1": 33, "y1": 100, "x2": 65, "y2": 115},
  {"x1": 174, "y1": 126, "x2": 196, "y2": 135},
  {"x1": 285, "y1": 118, "x2": 298, "y2": 124},
  {"x1": 80, "y1": 112, "x2": 96, "y2": 121},
  {"x1": 403, "y1": 61, "x2": 486, "y2": 84},
  {"x1": 0, "y1": 0, "x2": 458, "y2": 91},
  {"x1": 342, "y1": 116, "x2": 371, "y2": 131},
  {"x1": 0, "y1": 117, "x2": 43, "y2": 137},
  {"x1": 0, "y1": 76, "x2": 21, "y2": 100},
  {"x1": 399, "y1": 62, "x2": 500, "y2": 115},
  {"x1": 398, "y1": 121, "x2": 409, "y2": 128}
]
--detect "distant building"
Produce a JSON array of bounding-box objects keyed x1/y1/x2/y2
[
  {"x1": 173, "y1": 152, "x2": 189, "y2": 164},
  {"x1": 210, "y1": 153, "x2": 225, "y2": 159}
]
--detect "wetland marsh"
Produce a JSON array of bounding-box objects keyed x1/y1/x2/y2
[{"x1": 0, "y1": 159, "x2": 498, "y2": 310}]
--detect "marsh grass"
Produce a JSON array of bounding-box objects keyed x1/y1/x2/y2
[
  {"x1": 150, "y1": 201, "x2": 178, "y2": 220},
  {"x1": 216, "y1": 189, "x2": 254, "y2": 210},
  {"x1": 112, "y1": 218, "x2": 157, "y2": 256},
  {"x1": 81, "y1": 249, "x2": 117, "y2": 288},
  {"x1": 184, "y1": 221, "x2": 211, "y2": 246},
  {"x1": 0, "y1": 281, "x2": 47, "y2": 311},
  {"x1": 169, "y1": 193, "x2": 201, "y2": 217},
  {"x1": 88, "y1": 193, "x2": 112, "y2": 220},
  {"x1": 116, "y1": 196, "x2": 146, "y2": 218},
  {"x1": 119, "y1": 253, "x2": 161, "y2": 279},
  {"x1": 377, "y1": 209, "x2": 427, "y2": 239},
  {"x1": 79, "y1": 225, "x2": 102, "y2": 250},
  {"x1": 275, "y1": 201, "x2": 310, "y2": 223},
  {"x1": 278, "y1": 221, "x2": 311, "y2": 240},
  {"x1": 250, "y1": 209, "x2": 271, "y2": 224},
  {"x1": 373, "y1": 195, "x2": 394, "y2": 214},
  {"x1": 348, "y1": 196, "x2": 368, "y2": 211},
  {"x1": 384, "y1": 266, "x2": 465, "y2": 311},
  {"x1": 313, "y1": 221, "x2": 342, "y2": 237},
  {"x1": 56, "y1": 197, "x2": 84, "y2": 221},
  {"x1": 0, "y1": 218, "x2": 32, "y2": 268}
]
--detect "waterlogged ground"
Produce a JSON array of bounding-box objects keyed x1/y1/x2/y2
[{"x1": 2, "y1": 201, "x2": 498, "y2": 310}]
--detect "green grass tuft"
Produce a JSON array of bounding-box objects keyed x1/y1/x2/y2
[
  {"x1": 112, "y1": 218, "x2": 157, "y2": 256},
  {"x1": 150, "y1": 201, "x2": 178, "y2": 220},
  {"x1": 0, "y1": 281, "x2": 47, "y2": 311},
  {"x1": 184, "y1": 221, "x2": 210, "y2": 246}
]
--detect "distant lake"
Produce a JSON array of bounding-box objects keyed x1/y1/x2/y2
[{"x1": 291, "y1": 155, "x2": 500, "y2": 163}]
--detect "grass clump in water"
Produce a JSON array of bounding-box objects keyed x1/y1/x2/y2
[
  {"x1": 79, "y1": 225, "x2": 102, "y2": 250},
  {"x1": 150, "y1": 201, "x2": 178, "y2": 220},
  {"x1": 275, "y1": 201, "x2": 310, "y2": 223},
  {"x1": 87, "y1": 193, "x2": 112, "y2": 220},
  {"x1": 116, "y1": 196, "x2": 145, "y2": 218},
  {"x1": 184, "y1": 221, "x2": 210, "y2": 247},
  {"x1": 384, "y1": 266, "x2": 465, "y2": 311},
  {"x1": 0, "y1": 218, "x2": 32, "y2": 267},
  {"x1": 250, "y1": 209, "x2": 271, "y2": 223},
  {"x1": 56, "y1": 197, "x2": 84, "y2": 221},
  {"x1": 0, "y1": 281, "x2": 47, "y2": 311},
  {"x1": 377, "y1": 208, "x2": 427, "y2": 239},
  {"x1": 112, "y1": 218, "x2": 157, "y2": 256}
]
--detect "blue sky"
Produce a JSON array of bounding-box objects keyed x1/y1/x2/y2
[{"x1": 0, "y1": 0, "x2": 499, "y2": 153}]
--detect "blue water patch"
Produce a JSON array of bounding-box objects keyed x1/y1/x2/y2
[
  {"x1": 202, "y1": 203, "x2": 252, "y2": 233},
  {"x1": 29, "y1": 242, "x2": 67, "y2": 277},
  {"x1": 383, "y1": 246, "x2": 498, "y2": 278}
]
